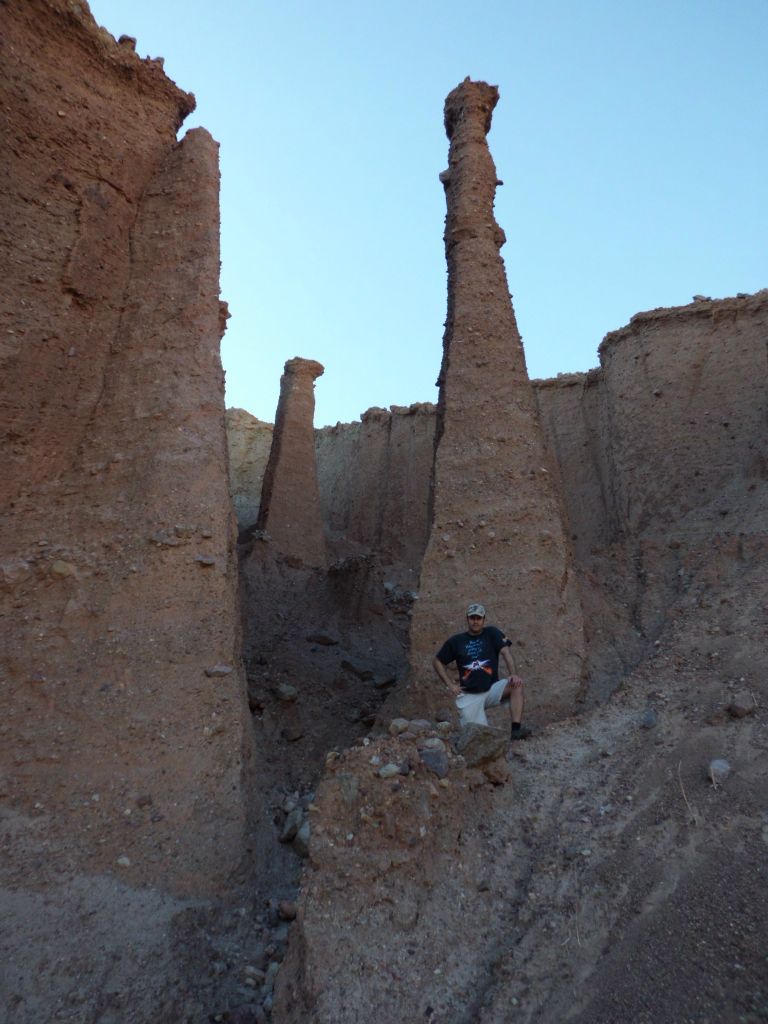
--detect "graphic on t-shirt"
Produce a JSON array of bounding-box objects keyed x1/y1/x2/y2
[
  {"x1": 461, "y1": 658, "x2": 493, "y2": 682},
  {"x1": 460, "y1": 637, "x2": 493, "y2": 682}
]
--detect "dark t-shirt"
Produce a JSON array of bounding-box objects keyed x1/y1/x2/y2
[{"x1": 436, "y1": 625, "x2": 508, "y2": 693}]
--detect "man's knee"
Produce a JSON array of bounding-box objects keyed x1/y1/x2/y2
[{"x1": 504, "y1": 676, "x2": 524, "y2": 699}]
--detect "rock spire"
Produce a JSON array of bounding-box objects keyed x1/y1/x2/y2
[
  {"x1": 257, "y1": 357, "x2": 327, "y2": 567},
  {"x1": 408, "y1": 79, "x2": 586, "y2": 715}
]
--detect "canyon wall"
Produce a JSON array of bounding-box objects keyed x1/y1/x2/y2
[
  {"x1": 0, "y1": 0, "x2": 251, "y2": 901},
  {"x1": 229, "y1": 288, "x2": 767, "y2": 689}
]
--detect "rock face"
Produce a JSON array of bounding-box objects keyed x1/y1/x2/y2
[
  {"x1": 315, "y1": 402, "x2": 435, "y2": 570},
  {"x1": 0, "y1": 0, "x2": 250, "y2": 899},
  {"x1": 598, "y1": 292, "x2": 768, "y2": 537},
  {"x1": 226, "y1": 407, "x2": 274, "y2": 531},
  {"x1": 535, "y1": 290, "x2": 768, "y2": 560},
  {"x1": 407, "y1": 80, "x2": 585, "y2": 713},
  {"x1": 257, "y1": 358, "x2": 327, "y2": 567}
]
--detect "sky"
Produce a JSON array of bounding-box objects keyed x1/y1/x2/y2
[{"x1": 88, "y1": 0, "x2": 768, "y2": 427}]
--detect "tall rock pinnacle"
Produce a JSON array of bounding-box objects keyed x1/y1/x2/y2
[
  {"x1": 408, "y1": 79, "x2": 585, "y2": 715},
  {"x1": 257, "y1": 357, "x2": 327, "y2": 568}
]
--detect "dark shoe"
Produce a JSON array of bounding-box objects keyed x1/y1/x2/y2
[{"x1": 510, "y1": 724, "x2": 532, "y2": 741}]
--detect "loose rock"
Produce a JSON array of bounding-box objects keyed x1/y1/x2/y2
[
  {"x1": 726, "y1": 692, "x2": 755, "y2": 719},
  {"x1": 640, "y1": 708, "x2": 658, "y2": 729},
  {"x1": 455, "y1": 723, "x2": 507, "y2": 767},
  {"x1": 389, "y1": 718, "x2": 410, "y2": 736},
  {"x1": 420, "y1": 749, "x2": 449, "y2": 779}
]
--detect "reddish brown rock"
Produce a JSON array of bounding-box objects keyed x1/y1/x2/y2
[
  {"x1": 407, "y1": 80, "x2": 585, "y2": 714},
  {"x1": 257, "y1": 357, "x2": 327, "y2": 567},
  {"x1": 0, "y1": 0, "x2": 250, "y2": 896}
]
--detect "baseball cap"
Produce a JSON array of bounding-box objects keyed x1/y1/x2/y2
[{"x1": 466, "y1": 603, "x2": 486, "y2": 617}]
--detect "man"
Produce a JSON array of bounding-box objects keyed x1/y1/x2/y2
[{"x1": 432, "y1": 603, "x2": 532, "y2": 739}]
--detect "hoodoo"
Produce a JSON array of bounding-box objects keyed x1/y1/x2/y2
[
  {"x1": 408, "y1": 79, "x2": 586, "y2": 713},
  {"x1": 257, "y1": 357, "x2": 328, "y2": 568}
]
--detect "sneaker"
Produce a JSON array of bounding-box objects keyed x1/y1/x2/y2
[{"x1": 510, "y1": 724, "x2": 532, "y2": 741}]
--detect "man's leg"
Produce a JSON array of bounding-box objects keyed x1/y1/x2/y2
[
  {"x1": 456, "y1": 692, "x2": 488, "y2": 727},
  {"x1": 502, "y1": 677, "x2": 531, "y2": 740}
]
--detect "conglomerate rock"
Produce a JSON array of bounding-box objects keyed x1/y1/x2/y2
[{"x1": 407, "y1": 79, "x2": 586, "y2": 715}]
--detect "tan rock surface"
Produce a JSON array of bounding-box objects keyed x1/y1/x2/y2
[
  {"x1": 226, "y1": 406, "x2": 274, "y2": 531},
  {"x1": 408, "y1": 80, "x2": 585, "y2": 715}
]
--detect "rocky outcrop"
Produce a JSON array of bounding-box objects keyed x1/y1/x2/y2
[
  {"x1": 226, "y1": 407, "x2": 274, "y2": 530},
  {"x1": 0, "y1": 0, "x2": 250, "y2": 899},
  {"x1": 407, "y1": 80, "x2": 586, "y2": 714},
  {"x1": 257, "y1": 358, "x2": 327, "y2": 567}
]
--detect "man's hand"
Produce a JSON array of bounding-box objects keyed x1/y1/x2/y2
[
  {"x1": 507, "y1": 674, "x2": 524, "y2": 690},
  {"x1": 432, "y1": 656, "x2": 460, "y2": 695}
]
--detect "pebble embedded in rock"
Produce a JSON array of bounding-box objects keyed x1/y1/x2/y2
[
  {"x1": 279, "y1": 807, "x2": 303, "y2": 843},
  {"x1": 379, "y1": 763, "x2": 401, "y2": 779},
  {"x1": 50, "y1": 559, "x2": 76, "y2": 577},
  {"x1": 304, "y1": 633, "x2": 339, "y2": 646},
  {"x1": 640, "y1": 708, "x2": 658, "y2": 729},
  {"x1": 205, "y1": 664, "x2": 233, "y2": 677},
  {"x1": 263, "y1": 960, "x2": 280, "y2": 994},
  {"x1": 708, "y1": 758, "x2": 731, "y2": 785},
  {"x1": 278, "y1": 900, "x2": 297, "y2": 921},
  {"x1": 292, "y1": 820, "x2": 310, "y2": 857},
  {"x1": 276, "y1": 682, "x2": 298, "y2": 702}
]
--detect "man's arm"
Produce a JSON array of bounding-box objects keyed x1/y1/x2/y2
[
  {"x1": 433, "y1": 656, "x2": 460, "y2": 695},
  {"x1": 500, "y1": 638, "x2": 523, "y2": 687}
]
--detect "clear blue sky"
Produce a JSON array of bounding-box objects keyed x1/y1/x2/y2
[{"x1": 89, "y1": 0, "x2": 767, "y2": 427}]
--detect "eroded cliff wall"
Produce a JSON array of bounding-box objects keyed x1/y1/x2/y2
[
  {"x1": 0, "y1": 0, "x2": 250, "y2": 900},
  {"x1": 315, "y1": 403, "x2": 435, "y2": 571},
  {"x1": 226, "y1": 407, "x2": 274, "y2": 531}
]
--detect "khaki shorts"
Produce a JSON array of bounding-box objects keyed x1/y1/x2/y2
[{"x1": 455, "y1": 678, "x2": 509, "y2": 727}]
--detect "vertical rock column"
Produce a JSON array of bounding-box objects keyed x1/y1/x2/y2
[
  {"x1": 408, "y1": 79, "x2": 585, "y2": 715},
  {"x1": 0, "y1": 0, "x2": 252, "y2": 897},
  {"x1": 257, "y1": 358, "x2": 327, "y2": 567}
]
